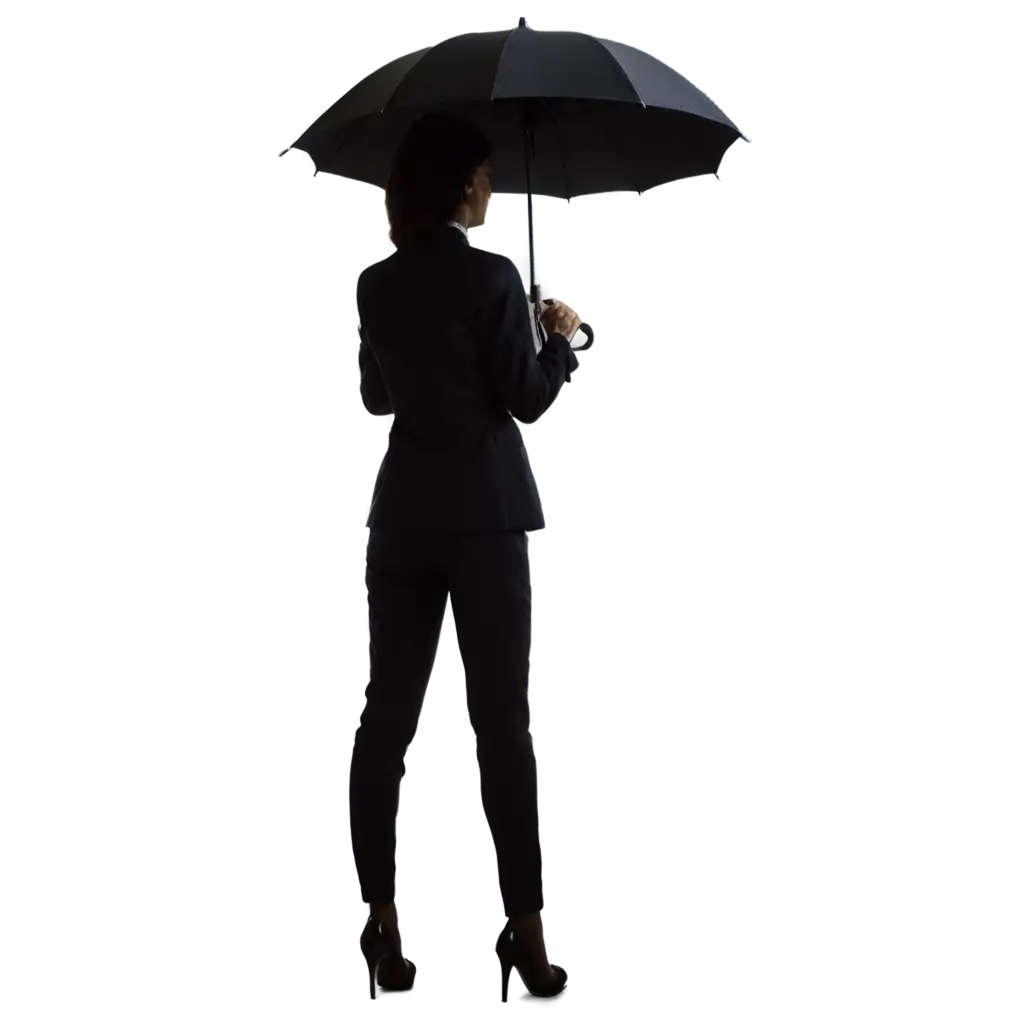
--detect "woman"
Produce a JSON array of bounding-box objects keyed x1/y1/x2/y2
[{"x1": 351, "y1": 112, "x2": 581, "y2": 1001}]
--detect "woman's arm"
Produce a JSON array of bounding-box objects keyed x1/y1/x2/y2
[
  {"x1": 481, "y1": 254, "x2": 573, "y2": 423},
  {"x1": 356, "y1": 273, "x2": 393, "y2": 416},
  {"x1": 358, "y1": 324, "x2": 393, "y2": 416}
]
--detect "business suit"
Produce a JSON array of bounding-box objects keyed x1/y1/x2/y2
[{"x1": 350, "y1": 221, "x2": 579, "y2": 918}]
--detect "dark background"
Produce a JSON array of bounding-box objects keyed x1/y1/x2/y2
[{"x1": 6, "y1": 8, "x2": 1024, "y2": 1015}]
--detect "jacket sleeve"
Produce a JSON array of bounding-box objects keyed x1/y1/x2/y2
[
  {"x1": 357, "y1": 275, "x2": 393, "y2": 416},
  {"x1": 358, "y1": 327, "x2": 393, "y2": 416},
  {"x1": 484, "y1": 258, "x2": 580, "y2": 425}
]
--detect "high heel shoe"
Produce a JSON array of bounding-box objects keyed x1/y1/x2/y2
[
  {"x1": 495, "y1": 919, "x2": 568, "y2": 1002},
  {"x1": 359, "y1": 914, "x2": 416, "y2": 999}
]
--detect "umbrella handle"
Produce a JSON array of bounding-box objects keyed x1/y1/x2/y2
[
  {"x1": 536, "y1": 299, "x2": 598, "y2": 354},
  {"x1": 573, "y1": 323, "x2": 594, "y2": 350}
]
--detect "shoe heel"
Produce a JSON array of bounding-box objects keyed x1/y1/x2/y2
[
  {"x1": 359, "y1": 916, "x2": 415, "y2": 999},
  {"x1": 496, "y1": 918, "x2": 567, "y2": 1001}
]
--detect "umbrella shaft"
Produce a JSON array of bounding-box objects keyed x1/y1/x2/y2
[{"x1": 524, "y1": 124, "x2": 537, "y2": 306}]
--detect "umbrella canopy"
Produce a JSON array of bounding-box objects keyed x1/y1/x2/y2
[{"x1": 281, "y1": 17, "x2": 749, "y2": 348}]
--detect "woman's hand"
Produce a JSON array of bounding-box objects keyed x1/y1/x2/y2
[{"x1": 539, "y1": 299, "x2": 582, "y2": 340}]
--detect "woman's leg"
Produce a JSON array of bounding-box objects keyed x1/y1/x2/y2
[
  {"x1": 350, "y1": 527, "x2": 449, "y2": 910},
  {"x1": 444, "y1": 530, "x2": 543, "y2": 918}
]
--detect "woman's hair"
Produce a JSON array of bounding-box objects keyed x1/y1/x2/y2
[{"x1": 385, "y1": 112, "x2": 493, "y2": 248}]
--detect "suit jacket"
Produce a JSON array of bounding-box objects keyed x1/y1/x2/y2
[{"x1": 357, "y1": 222, "x2": 579, "y2": 533}]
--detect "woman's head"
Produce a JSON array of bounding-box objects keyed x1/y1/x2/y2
[{"x1": 385, "y1": 113, "x2": 493, "y2": 247}]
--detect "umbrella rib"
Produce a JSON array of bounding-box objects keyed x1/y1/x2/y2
[
  {"x1": 380, "y1": 44, "x2": 440, "y2": 118},
  {"x1": 324, "y1": 46, "x2": 440, "y2": 163},
  {"x1": 589, "y1": 34, "x2": 643, "y2": 108},
  {"x1": 489, "y1": 27, "x2": 519, "y2": 102},
  {"x1": 327, "y1": 120, "x2": 369, "y2": 161}
]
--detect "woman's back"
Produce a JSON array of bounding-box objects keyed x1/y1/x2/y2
[
  {"x1": 370, "y1": 233, "x2": 504, "y2": 442},
  {"x1": 357, "y1": 223, "x2": 578, "y2": 533}
]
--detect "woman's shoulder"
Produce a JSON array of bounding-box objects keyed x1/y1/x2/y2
[
  {"x1": 466, "y1": 245, "x2": 524, "y2": 294},
  {"x1": 356, "y1": 248, "x2": 395, "y2": 299},
  {"x1": 364, "y1": 242, "x2": 515, "y2": 296}
]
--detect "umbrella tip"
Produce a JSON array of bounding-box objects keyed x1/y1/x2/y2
[{"x1": 519, "y1": 17, "x2": 528, "y2": 28}]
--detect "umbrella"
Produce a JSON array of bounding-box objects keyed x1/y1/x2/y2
[{"x1": 280, "y1": 16, "x2": 749, "y2": 351}]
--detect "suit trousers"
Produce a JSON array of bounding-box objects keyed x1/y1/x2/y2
[{"x1": 349, "y1": 524, "x2": 544, "y2": 918}]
